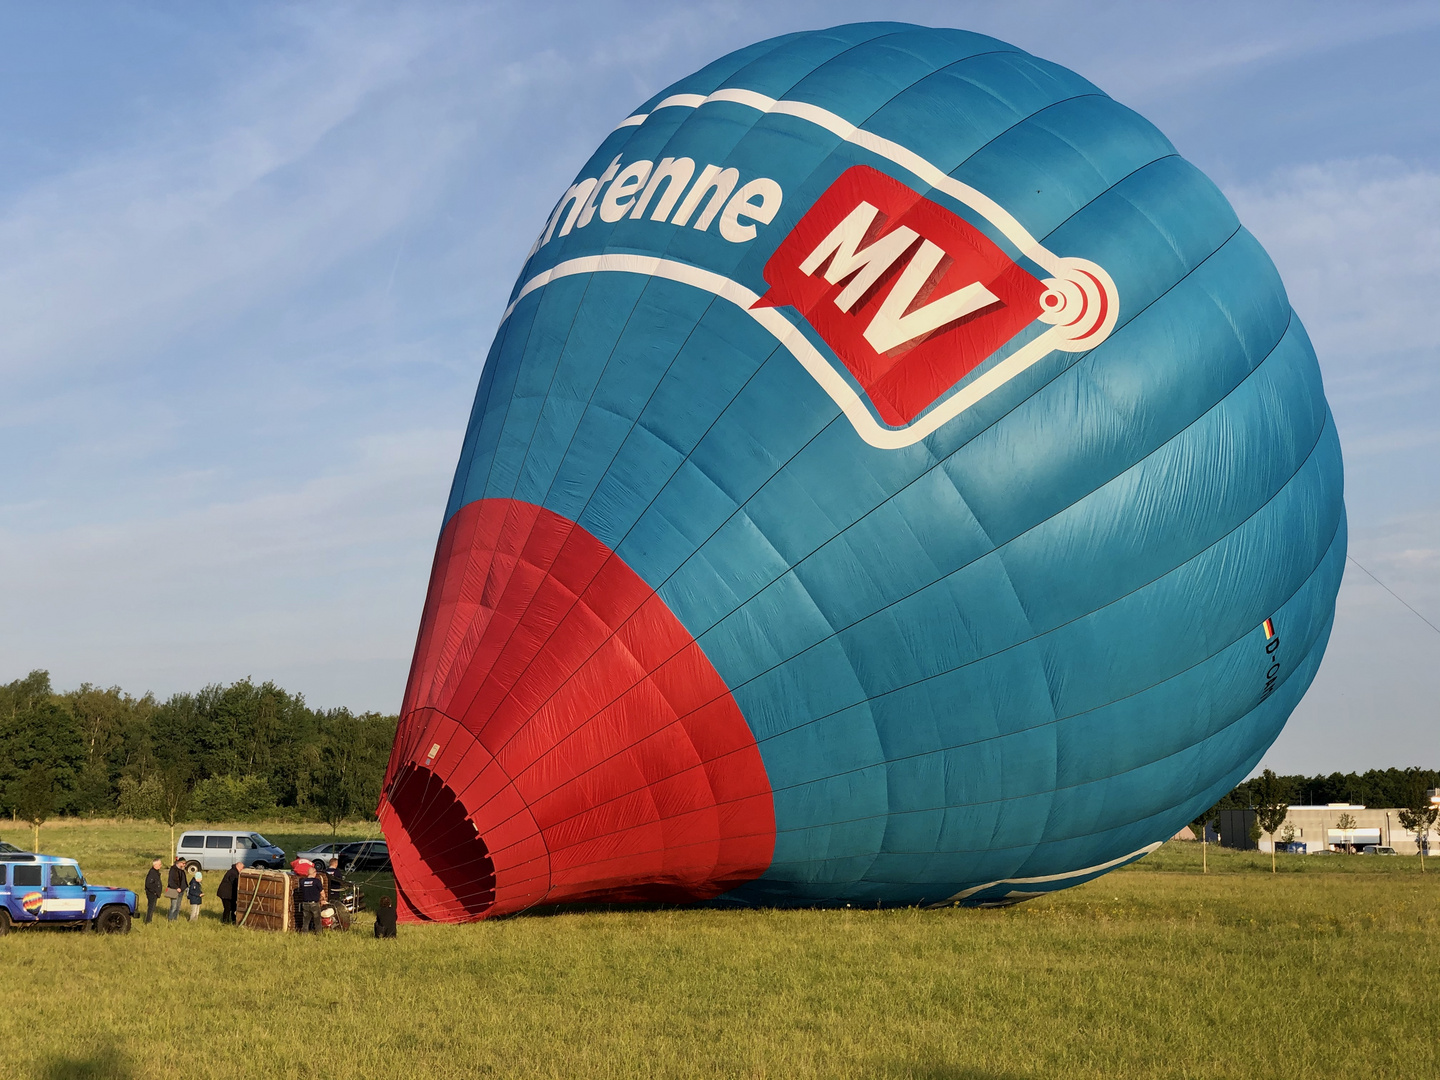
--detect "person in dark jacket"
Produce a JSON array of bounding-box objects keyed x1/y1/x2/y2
[
  {"x1": 217, "y1": 861, "x2": 242, "y2": 925},
  {"x1": 166, "y1": 857, "x2": 188, "y2": 922},
  {"x1": 143, "y1": 859, "x2": 164, "y2": 924},
  {"x1": 296, "y1": 866, "x2": 323, "y2": 932},
  {"x1": 373, "y1": 894, "x2": 397, "y2": 938}
]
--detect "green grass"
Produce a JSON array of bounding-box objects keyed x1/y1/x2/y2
[{"x1": 2, "y1": 823, "x2": 1437, "y2": 1080}]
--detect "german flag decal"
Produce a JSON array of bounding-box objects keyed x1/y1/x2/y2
[{"x1": 1263, "y1": 618, "x2": 1275, "y2": 640}]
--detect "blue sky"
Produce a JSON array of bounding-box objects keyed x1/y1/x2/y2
[{"x1": 2, "y1": 1, "x2": 1436, "y2": 774}]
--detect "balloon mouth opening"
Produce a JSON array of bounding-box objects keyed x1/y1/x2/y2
[{"x1": 387, "y1": 762, "x2": 497, "y2": 917}]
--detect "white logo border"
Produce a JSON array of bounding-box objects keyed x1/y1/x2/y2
[{"x1": 501, "y1": 89, "x2": 1120, "y2": 450}]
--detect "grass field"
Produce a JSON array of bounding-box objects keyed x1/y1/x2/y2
[{"x1": 2, "y1": 820, "x2": 1437, "y2": 1080}]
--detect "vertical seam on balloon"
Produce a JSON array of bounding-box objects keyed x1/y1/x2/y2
[
  {"x1": 446, "y1": 345, "x2": 504, "y2": 525},
  {"x1": 405, "y1": 525, "x2": 520, "y2": 821},
  {"x1": 416, "y1": 301, "x2": 545, "y2": 719},
  {"x1": 450, "y1": 304, "x2": 539, "y2": 526},
  {"x1": 421, "y1": 269, "x2": 628, "y2": 810},
  {"x1": 434, "y1": 275, "x2": 662, "y2": 723},
  {"x1": 441, "y1": 293, "x2": 741, "y2": 738},
  {"x1": 475, "y1": 275, "x2": 624, "y2": 726}
]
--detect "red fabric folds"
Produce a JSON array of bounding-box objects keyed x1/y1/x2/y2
[{"x1": 379, "y1": 498, "x2": 775, "y2": 921}]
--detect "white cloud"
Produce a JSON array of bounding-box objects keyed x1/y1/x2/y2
[
  {"x1": 1346, "y1": 509, "x2": 1440, "y2": 624},
  {"x1": 0, "y1": 427, "x2": 456, "y2": 709},
  {"x1": 0, "y1": 8, "x2": 467, "y2": 386},
  {"x1": 1227, "y1": 158, "x2": 1440, "y2": 365},
  {"x1": 950, "y1": 0, "x2": 1440, "y2": 105},
  {"x1": 1225, "y1": 157, "x2": 1440, "y2": 536}
]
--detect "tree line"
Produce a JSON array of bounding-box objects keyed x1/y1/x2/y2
[
  {"x1": 5, "y1": 666, "x2": 1435, "y2": 849},
  {"x1": 1, "y1": 670, "x2": 396, "y2": 840},
  {"x1": 1203, "y1": 766, "x2": 1440, "y2": 823},
  {"x1": 1194, "y1": 766, "x2": 1440, "y2": 871}
]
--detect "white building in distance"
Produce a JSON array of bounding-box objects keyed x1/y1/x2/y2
[{"x1": 1258, "y1": 803, "x2": 1440, "y2": 855}]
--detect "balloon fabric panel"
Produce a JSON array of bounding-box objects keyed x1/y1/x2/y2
[{"x1": 383, "y1": 23, "x2": 1344, "y2": 919}]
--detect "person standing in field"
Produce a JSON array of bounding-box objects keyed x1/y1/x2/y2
[
  {"x1": 186, "y1": 871, "x2": 204, "y2": 921},
  {"x1": 373, "y1": 895, "x2": 397, "y2": 939},
  {"x1": 217, "y1": 861, "x2": 241, "y2": 925},
  {"x1": 315, "y1": 865, "x2": 349, "y2": 930},
  {"x1": 143, "y1": 859, "x2": 164, "y2": 924},
  {"x1": 296, "y1": 865, "x2": 323, "y2": 932},
  {"x1": 166, "y1": 857, "x2": 188, "y2": 922}
]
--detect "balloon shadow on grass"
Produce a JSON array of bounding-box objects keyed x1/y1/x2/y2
[
  {"x1": 33, "y1": 1038, "x2": 131, "y2": 1080},
  {"x1": 900, "y1": 1066, "x2": 1031, "y2": 1080}
]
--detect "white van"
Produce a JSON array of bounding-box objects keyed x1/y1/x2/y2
[{"x1": 175, "y1": 831, "x2": 285, "y2": 872}]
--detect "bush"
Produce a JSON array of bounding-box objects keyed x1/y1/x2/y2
[
  {"x1": 190, "y1": 775, "x2": 278, "y2": 822},
  {"x1": 115, "y1": 775, "x2": 162, "y2": 820}
]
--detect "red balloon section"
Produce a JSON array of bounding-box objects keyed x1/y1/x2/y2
[{"x1": 378, "y1": 499, "x2": 776, "y2": 921}]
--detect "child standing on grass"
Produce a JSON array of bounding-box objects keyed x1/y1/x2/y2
[{"x1": 187, "y1": 871, "x2": 203, "y2": 922}]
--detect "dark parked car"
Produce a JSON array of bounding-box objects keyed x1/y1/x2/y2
[{"x1": 336, "y1": 840, "x2": 391, "y2": 875}]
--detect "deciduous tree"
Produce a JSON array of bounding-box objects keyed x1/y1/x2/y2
[
  {"x1": 1253, "y1": 769, "x2": 1292, "y2": 872},
  {"x1": 14, "y1": 764, "x2": 54, "y2": 852},
  {"x1": 1335, "y1": 812, "x2": 1358, "y2": 853},
  {"x1": 1398, "y1": 790, "x2": 1438, "y2": 871}
]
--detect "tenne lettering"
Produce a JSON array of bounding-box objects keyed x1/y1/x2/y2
[{"x1": 533, "y1": 157, "x2": 783, "y2": 253}]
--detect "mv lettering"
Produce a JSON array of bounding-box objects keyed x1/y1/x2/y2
[
  {"x1": 799, "y1": 201, "x2": 1003, "y2": 354},
  {"x1": 757, "y1": 166, "x2": 1050, "y2": 427}
]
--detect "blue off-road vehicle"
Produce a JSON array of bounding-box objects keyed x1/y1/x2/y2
[{"x1": 0, "y1": 850, "x2": 137, "y2": 934}]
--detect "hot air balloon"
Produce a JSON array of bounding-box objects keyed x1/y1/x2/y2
[{"x1": 379, "y1": 22, "x2": 1344, "y2": 920}]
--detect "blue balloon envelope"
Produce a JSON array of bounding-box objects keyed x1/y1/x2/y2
[{"x1": 379, "y1": 23, "x2": 1344, "y2": 920}]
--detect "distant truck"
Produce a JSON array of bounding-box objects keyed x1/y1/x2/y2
[{"x1": 0, "y1": 852, "x2": 137, "y2": 934}]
